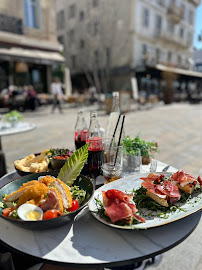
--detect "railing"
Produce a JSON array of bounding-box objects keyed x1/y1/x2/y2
[
  {"x1": 0, "y1": 14, "x2": 23, "y2": 35},
  {"x1": 167, "y1": 5, "x2": 183, "y2": 24}
]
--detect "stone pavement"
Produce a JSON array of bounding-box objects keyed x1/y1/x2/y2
[{"x1": 1, "y1": 102, "x2": 202, "y2": 270}]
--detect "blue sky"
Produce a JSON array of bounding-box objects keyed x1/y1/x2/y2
[{"x1": 194, "y1": 3, "x2": 202, "y2": 49}]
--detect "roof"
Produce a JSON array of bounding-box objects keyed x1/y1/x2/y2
[
  {"x1": 156, "y1": 64, "x2": 202, "y2": 78},
  {"x1": 0, "y1": 47, "x2": 65, "y2": 65}
]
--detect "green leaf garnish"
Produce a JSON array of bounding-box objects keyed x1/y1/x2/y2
[{"x1": 58, "y1": 143, "x2": 90, "y2": 186}]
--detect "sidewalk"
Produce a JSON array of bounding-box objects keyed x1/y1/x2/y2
[{"x1": 2, "y1": 102, "x2": 202, "y2": 270}]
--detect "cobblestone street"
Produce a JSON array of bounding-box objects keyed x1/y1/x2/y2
[{"x1": 1, "y1": 102, "x2": 202, "y2": 270}]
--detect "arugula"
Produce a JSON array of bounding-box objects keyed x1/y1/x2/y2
[{"x1": 58, "y1": 143, "x2": 90, "y2": 186}]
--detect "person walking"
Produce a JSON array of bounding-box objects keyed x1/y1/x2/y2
[{"x1": 51, "y1": 77, "x2": 64, "y2": 113}]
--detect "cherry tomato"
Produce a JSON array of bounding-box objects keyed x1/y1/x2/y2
[
  {"x1": 43, "y1": 210, "x2": 59, "y2": 220},
  {"x1": 3, "y1": 207, "x2": 15, "y2": 217},
  {"x1": 68, "y1": 200, "x2": 79, "y2": 212}
]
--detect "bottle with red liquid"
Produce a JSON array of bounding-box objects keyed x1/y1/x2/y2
[
  {"x1": 86, "y1": 110, "x2": 104, "y2": 179},
  {"x1": 74, "y1": 111, "x2": 88, "y2": 150}
]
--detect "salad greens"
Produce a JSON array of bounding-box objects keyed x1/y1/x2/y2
[{"x1": 58, "y1": 143, "x2": 90, "y2": 186}]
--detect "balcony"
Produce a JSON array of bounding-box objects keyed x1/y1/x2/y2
[
  {"x1": 167, "y1": 5, "x2": 183, "y2": 24},
  {"x1": 154, "y1": 31, "x2": 190, "y2": 48},
  {"x1": 0, "y1": 14, "x2": 23, "y2": 35},
  {"x1": 188, "y1": 0, "x2": 201, "y2": 6}
]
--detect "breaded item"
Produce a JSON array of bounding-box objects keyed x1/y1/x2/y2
[
  {"x1": 14, "y1": 154, "x2": 49, "y2": 173},
  {"x1": 19, "y1": 180, "x2": 39, "y2": 189},
  {"x1": 17, "y1": 182, "x2": 48, "y2": 207},
  {"x1": 146, "y1": 190, "x2": 169, "y2": 207},
  {"x1": 54, "y1": 178, "x2": 72, "y2": 209},
  {"x1": 4, "y1": 181, "x2": 37, "y2": 202},
  {"x1": 40, "y1": 149, "x2": 50, "y2": 155},
  {"x1": 50, "y1": 187, "x2": 63, "y2": 212},
  {"x1": 39, "y1": 175, "x2": 56, "y2": 186},
  {"x1": 4, "y1": 186, "x2": 31, "y2": 202},
  {"x1": 27, "y1": 195, "x2": 44, "y2": 206}
]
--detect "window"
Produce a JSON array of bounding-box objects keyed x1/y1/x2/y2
[
  {"x1": 69, "y1": 4, "x2": 76, "y2": 19},
  {"x1": 179, "y1": 27, "x2": 184, "y2": 39},
  {"x1": 167, "y1": 51, "x2": 172, "y2": 62},
  {"x1": 80, "y1": 39, "x2": 85, "y2": 49},
  {"x1": 79, "y1": 11, "x2": 85, "y2": 21},
  {"x1": 106, "y1": 47, "x2": 111, "y2": 66},
  {"x1": 142, "y1": 8, "x2": 149, "y2": 28},
  {"x1": 181, "y1": 3, "x2": 185, "y2": 19},
  {"x1": 58, "y1": 35, "x2": 64, "y2": 45},
  {"x1": 157, "y1": 0, "x2": 164, "y2": 7},
  {"x1": 167, "y1": 21, "x2": 174, "y2": 33},
  {"x1": 93, "y1": 21, "x2": 99, "y2": 35},
  {"x1": 93, "y1": 0, "x2": 99, "y2": 7},
  {"x1": 187, "y1": 32, "x2": 193, "y2": 46},
  {"x1": 94, "y1": 50, "x2": 99, "y2": 66},
  {"x1": 57, "y1": 10, "x2": 64, "y2": 30},
  {"x1": 155, "y1": 14, "x2": 162, "y2": 34},
  {"x1": 69, "y1": 29, "x2": 75, "y2": 45},
  {"x1": 177, "y1": 55, "x2": 181, "y2": 66},
  {"x1": 142, "y1": 44, "x2": 147, "y2": 56},
  {"x1": 24, "y1": 0, "x2": 41, "y2": 29},
  {"x1": 155, "y1": 48, "x2": 161, "y2": 62},
  {"x1": 188, "y1": 10, "x2": 194, "y2": 25},
  {"x1": 71, "y1": 55, "x2": 76, "y2": 68}
]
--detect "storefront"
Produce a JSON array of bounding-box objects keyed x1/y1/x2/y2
[{"x1": 0, "y1": 47, "x2": 65, "y2": 93}]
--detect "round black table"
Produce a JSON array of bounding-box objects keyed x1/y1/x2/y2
[{"x1": 0, "y1": 171, "x2": 201, "y2": 269}]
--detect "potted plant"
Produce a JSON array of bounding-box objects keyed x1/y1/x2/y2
[
  {"x1": 5, "y1": 110, "x2": 23, "y2": 127},
  {"x1": 121, "y1": 135, "x2": 158, "y2": 165}
]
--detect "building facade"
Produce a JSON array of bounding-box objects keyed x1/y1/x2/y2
[
  {"x1": 0, "y1": 0, "x2": 64, "y2": 93},
  {"x1": 56, "y1": 0, "x2": 200, "y2": 96}
]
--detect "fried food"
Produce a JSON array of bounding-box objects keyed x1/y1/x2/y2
[
  {"x1": 39, "y1": 175, "x2": 56, "y2": 186},
  {"x1": 14, "y1": 154, "x2": 49, "y2": 173},
  {"x1": 17, "y1": 182, "x2": 48, "y2": 207},
  {"x1": 4, "y1": 181, "x2": 37, "y2": 202},
  {"x1": 27, "y1": 195, "x2": 44, "y2": 206}
]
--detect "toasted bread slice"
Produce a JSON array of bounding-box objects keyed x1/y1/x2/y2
[
  {"x1": 176, "y1": 183, "x2": 195, "y2": 194},
  {"x1": 146, "y1": 190, "x2": 169, "y2": 207}
]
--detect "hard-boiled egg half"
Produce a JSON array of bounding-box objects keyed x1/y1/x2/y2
[{"x1": 17, "y1": 204, "x2": 43, "y2": 221}]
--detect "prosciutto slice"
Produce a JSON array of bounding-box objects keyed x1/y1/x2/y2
[
  {"x1": 142, "y1": 178, "x2": 181, "y2": 204},
  {"x1": 102, "y1": 190, "x2": 145, "y2": 224},
  {"x1": 170, "y1": 170, "x2": 196, "y2": 187}
]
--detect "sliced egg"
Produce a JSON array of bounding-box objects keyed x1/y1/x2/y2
[{"x1": 17, "y1": 204, "x2": 43, "y2": 221}]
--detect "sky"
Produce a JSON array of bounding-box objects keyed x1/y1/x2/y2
[{"x1": 193, "y1": 2, "x2": 202, "y2": 49}]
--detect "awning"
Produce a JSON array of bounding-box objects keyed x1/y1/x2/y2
[
  {"x1": 155, "y1": 64, "x2": 202, "y2": 78},
  {"x1": 0, "y1": 47, "x2": 65, "y2": 65}
]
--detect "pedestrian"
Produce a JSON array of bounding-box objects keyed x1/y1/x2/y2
[{"x1": 51, "y1": 77, "x2": 64, "y2": 113}]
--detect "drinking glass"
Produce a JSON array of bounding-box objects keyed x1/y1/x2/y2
[
  {"x1": 122, "y1": 148, "x2": 142, "y2": 176},
  {"x1": 102, "y1": 145, "x2": 123, "y2": 184}
]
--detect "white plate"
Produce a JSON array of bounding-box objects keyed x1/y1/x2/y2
[{"x1": 88, "y1": 172, "x2": 202, "y2": 229}]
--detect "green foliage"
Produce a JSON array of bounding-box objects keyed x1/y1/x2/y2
[
  {"x1": 58, "y1": 143, "x2": 90, "y2": 186},
  {"x1": 5, "y1": 110, "x2": 23, "y2": 123},
  {"x1": 121, "y1": 135, "x2": 158, "y2": 157}
]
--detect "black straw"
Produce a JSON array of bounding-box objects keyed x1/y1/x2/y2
[
  {"x1": 110, "y1": 113, "x2": 121, "y2": 147},
  {"x1": 114, "y1": 115, "x2": 125, "y2": 166}
]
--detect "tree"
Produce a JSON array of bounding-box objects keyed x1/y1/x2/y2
[{"x1": 69, "y1": 0, "x2": 132, "y2": 94}]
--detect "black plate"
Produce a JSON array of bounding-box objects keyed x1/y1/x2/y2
[{"x1": 0, "y1": 171, "x2": 94, "y2": 230}]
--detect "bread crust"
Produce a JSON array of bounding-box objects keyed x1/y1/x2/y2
[
  {"x1": 176, "y1": 183, "x2": 195, "y2": 194},
  {"x1": 146, "y1": 190, "x2": 169, "y2": 207}
]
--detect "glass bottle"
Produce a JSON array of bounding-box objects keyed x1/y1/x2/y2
[
  {"x1": 105, "y1": 91, "x2": 125, "y2": 143},
  {"x1": 74, "y1": 111, "x2": 88, "y2": 150},
  {"x1": 86, "y1": 110, "x2": 104, "y2": 179}
]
